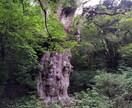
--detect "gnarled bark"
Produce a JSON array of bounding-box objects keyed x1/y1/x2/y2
[
  {"x1": 37, "y1": 50, "x2": 76, "y2": 105},
  {"x1": 37, "y1": 0, "x2": 81, "y2": 105}
]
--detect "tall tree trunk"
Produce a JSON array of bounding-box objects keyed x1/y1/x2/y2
[
  {"x1": 37, "y1": 0, "x2": 80, "y2": 105},
  {"x1": 37, "y1": 50, "x2": 76, "y2": 105}
]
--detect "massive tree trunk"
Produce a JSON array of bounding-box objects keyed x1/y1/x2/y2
[
  {"x1": 37, "y1": 0, "x2": 82, "y2": 105},
  {"x1": 37, "y1": 50, "x2": 76, "y2": 105}
]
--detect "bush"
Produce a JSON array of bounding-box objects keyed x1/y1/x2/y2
[
  {"x1": 0, "y1": 95, "x2": 61, "y2": 108},
  {"x1": 72, "y1": 68, "x2": 132, "y2": 108},
  {"x1": 69, "y1": 70, "x2": 96, "y2": 93},
  {"x1": 94, "y1": 69, "x2": 132, "y2": 108},
  {"x1": 74, "y1": 89, "x2": 113, "y2": 108}
]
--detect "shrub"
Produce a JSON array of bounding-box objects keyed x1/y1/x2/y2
[
  {"x1": 94, "y1": 69, "x2": 132, "y2": 108},
  {"x1": 69, "y1": 70, "x2": 96, "y2": 93},
  {"x1": 0, "y1": 95, "x2": 61, "y2": 108},
  {"x1": 74, "y1": 88, "x2": 113, "y2": 108},
  {"x1": 73, "y1": 68, "x2": 132, "y2": 108}
]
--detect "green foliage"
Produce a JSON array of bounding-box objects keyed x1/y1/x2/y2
[
  {"x1": 1, "y1": 95, "x2": 61, "y2": 108},
  {"x1": 77, "y1": 6, "x2": 132, "y2": 70},
  {"x1": 72, "y1": 42, "x2": 94, "y2": 70},
  {"x1": 47, "y1": 14, "x2": 67, "y2": 51},
  {"x1": 1, "y1": 67, "x2": 131, "y2": 108},
  {"x1": 95, "y1": 71, "x2": 126, "y2": 98},
  {"x1": 75, "y1": 89, "x2": 113, "y2": 108},
  {"x1": 11, "y1": 45, "x2": 38, "y2": 86},
  {"x1": 0, "y1": 0, "x2": 44, "y2": 88},
  {"x1": 98, "y1": 4, "x2": 107, "y2": 11},
  {"x1": 69, "y1": 70, "x2": 96, "y2": 93},
  {"x1": 47, "y1": 14, "x2": 77, "y2": 51},
  {"x1": 120, "y1": 43, "x2": 132, "y2": 56},
  {"x1": 48, "y1": 14, "x2": 66, "y2": 40},
  {"x1": 119, "y1": 43, "x2": 132, "y2": 66},
  {"x1": 119, "y1": 11, "x2": 132, "y2": 29},
  {"x1": 94, "y1": 69, "x2": 132, "y2": 108},
  {"x1": 71, "y1": 67, "x2": 132, "y2": 108}
]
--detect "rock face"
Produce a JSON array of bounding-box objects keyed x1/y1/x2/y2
[{"x1": 37, "y1": 50, "x2": 74, "y2": 105}]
